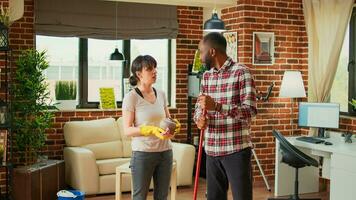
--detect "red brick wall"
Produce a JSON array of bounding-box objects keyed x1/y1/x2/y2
[
  {"x1": 338, "y1": 117, "x2": 356, "y2": 133},
  {"x1": 175, "y1": 6, "x2": 203, "y2": 141},
  {"x1": 221, "y1": 0, "x2": 309, "y2": 183}
]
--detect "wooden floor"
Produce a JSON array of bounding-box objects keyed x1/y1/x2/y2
[{"x1": 87, "y1": 178, "x2": 328, "y2": 200}]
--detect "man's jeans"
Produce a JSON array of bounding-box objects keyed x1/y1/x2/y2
[{"x1": 206, "y1": 148, "x2": 252, "y2": 200}]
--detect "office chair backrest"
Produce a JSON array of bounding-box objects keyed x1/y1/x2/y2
[{"x1": 273, "y1": 130, "x2": 319, "y2": 168}]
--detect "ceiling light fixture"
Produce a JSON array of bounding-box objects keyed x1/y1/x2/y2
[
  {"x1": 110, "y1": 1, "x2": 124, "y2": 60},
  {"x1": 203, "y1": 8, "x2": 226, "y2": 33}
]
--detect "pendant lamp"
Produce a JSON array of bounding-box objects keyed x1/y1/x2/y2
[
  {"x1": 110, "y1": 48, "x2": 124, "y2": 60},
  {"x1": 110, "y1": 2, "x2": 124, "y2": 60},
  {"x1": 203, "y1": 9, "x2": 225, "y2": 33}
]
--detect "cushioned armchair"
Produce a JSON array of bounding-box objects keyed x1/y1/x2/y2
[{"x1": 63, "y1": 117, "x2": 195, "y2": 195}]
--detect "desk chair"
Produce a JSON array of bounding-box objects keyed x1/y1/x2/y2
[{"x1": 269, "y1": 130, "x2": 321, "y2": 200}]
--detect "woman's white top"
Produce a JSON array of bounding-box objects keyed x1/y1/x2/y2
[{"x1": 122, "y1": 88, "x2": 172, "y2": 152}]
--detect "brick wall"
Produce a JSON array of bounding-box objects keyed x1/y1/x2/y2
[{"x1": 175, "y1": 6, "x2": 204, "y2": 142}]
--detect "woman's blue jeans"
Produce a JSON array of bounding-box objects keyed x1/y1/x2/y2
[{"x1": 130, "y1": 150, "x2": 173, "y2": 200}]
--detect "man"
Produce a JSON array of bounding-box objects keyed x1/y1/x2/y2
[{"x1": 194, "y1": 32, "x2": 257, "y2": 200}]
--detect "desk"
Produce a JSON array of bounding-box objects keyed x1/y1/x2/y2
[{"x1": 274, "y1": 132, "x2": 356, "y2": 200}]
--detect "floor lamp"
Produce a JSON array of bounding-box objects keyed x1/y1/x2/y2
[{"x1": 279, "y1": 71, "x2": 306, "y2": 135}]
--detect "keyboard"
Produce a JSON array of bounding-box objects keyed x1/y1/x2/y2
[{"x1": 296, "y1": 136, "x2": 325, "y2": 144}]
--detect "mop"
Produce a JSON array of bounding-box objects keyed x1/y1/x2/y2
[{"x1": 193, "y1": 110, "x2": 206, "y2": 200}]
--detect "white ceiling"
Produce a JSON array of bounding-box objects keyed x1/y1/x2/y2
[{"x1": 104, "y1": 0, "x2": 236, "y2": 8}]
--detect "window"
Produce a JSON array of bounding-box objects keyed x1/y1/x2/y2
[
  {"x1": 36, "y1": 36, "x2": 174, "y2": 109},
  {"x1": 36, "y1": 36, "x2": 79, "y2": 104},
  {"x1": 88, "y1": 39, "x2": 124, "y2": 102},
  {"x1": 330, "y1": 8, "x2": 356, "y2": 115},
  {"x1": 130, "y1": 39, "x2": 171, "y2": 100},
  {"x1": 330, "y1": 27, "x2": 349, "y2": 112}
]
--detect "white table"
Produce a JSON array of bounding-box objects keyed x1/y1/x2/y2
[{"x1": 274, "y1": 131, "x2": 356, "y2": 200}]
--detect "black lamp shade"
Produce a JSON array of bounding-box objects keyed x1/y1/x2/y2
[
  {"x1": 204, "y1": 13, "x2": 225, "y2": 32},
  {"x1": 110, "y1": 48, "x2": 124, "y2": 60}
]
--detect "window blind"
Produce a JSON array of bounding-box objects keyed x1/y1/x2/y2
[{"x1": 35, "y1": 0, "x2": 178, "y2": 39}]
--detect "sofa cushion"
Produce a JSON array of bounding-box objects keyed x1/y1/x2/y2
[
  {"x1": 83, "y1": 141, "x2": 124, "y2": 160},
  {"x1": 117, "y1": 117, "x2": 132, "y2": 157},
  {"x1": 96, "y1": 158, "x2": 131, "y2": 175},
  {"x1": 64, "y1": 118, "x2": 121, "y2": 147}
]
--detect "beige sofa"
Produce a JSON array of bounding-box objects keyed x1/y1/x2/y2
[{"x1": 63, "y1": 117, "x2": 196, "y2": 195}]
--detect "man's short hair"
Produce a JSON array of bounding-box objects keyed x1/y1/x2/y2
[{"x1": 203, "y1": 32, "x2": 227, "y2": 53}]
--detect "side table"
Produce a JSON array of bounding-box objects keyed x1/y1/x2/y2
[{"x1": 12, "y1": 160, "x2": 65, "y2": 200}]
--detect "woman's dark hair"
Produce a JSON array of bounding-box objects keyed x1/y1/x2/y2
[{"x1": 129, "y1": 55, "x2": 157, "y2": 86}]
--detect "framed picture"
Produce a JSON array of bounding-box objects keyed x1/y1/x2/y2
[
  {"x1": 223, "y1": 32, "x2": 238, "y2": 62},
  {"x1": 253, "y1": 32, "x2": 275, "y2": 65}
]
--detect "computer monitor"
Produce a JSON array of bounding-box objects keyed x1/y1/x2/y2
[{"x1": 298, "y1": 102, "x2": 340, "y2": 138}]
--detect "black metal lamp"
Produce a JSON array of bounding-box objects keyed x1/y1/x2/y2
[
  {"x1": 110, "y1": 2, "x2": 125, "y2": 61},
  {"x1": 0, "y1": 99, "x2": 7, "y2": 125},
  {"x1": 110, "y1": 48, "x2": 124, "y2": 60},
  {"x1": 203, "y1": 9, "x2": 225, "y2": 33},
  {"x1": 0, "y1": 23, "x2": 9, "y2": 50}
]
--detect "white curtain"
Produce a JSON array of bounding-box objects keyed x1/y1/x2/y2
[
  {"x1": 303, "y1": 0, "x2": 353, "y2": 136},
  {"x1": 303, "y1": 0, "x2": 353, "y2": 103}
]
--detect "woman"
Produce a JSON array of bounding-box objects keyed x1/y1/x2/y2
[{"x1": 122, "y1": 55, "x2": 176, "y2": 200}]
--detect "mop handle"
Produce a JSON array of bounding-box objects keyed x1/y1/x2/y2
[{"x1": 193, "y1": 110, "x2": 207, "y2": 200}]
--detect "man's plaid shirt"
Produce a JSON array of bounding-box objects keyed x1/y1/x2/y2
[{"x1": 194, "y1": 57, "x2": 257, "y2": 157}]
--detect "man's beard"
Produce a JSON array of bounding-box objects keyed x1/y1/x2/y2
[{"x1": 203, "y1": 56, "x2": 213, "y2": 69}]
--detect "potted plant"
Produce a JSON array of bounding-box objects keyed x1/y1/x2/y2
[
  {"x1": 349, "y1": 98, "x2": 356, "y2": 112},
  {"x1": 192, "y1": 50, "x2": 207, "y2": 73},
  {"x1": 55, "y1": 81, "x2": 77, "y2": 110},
  {"x1": 11, "y1": 49, "x2": 54, "y2": 165}
]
